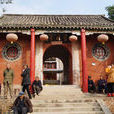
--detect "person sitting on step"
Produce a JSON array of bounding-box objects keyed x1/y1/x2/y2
[
  {"x1": 12, "y1": 91, "x2": 33, "y2": 114},
  {"x1": 97, "y1": 76, "x2": 107, "y2": 94},
  {"x1": 88, "y1": 76, "x2": 96, "y2": 93},
  {"x1": 32, "y1": 76, "x2": 43, "y2": 97}
]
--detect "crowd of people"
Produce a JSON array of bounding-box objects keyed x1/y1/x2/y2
[
  {"x1": 1, "y1": 63, "x2": 114, "y2": 113},
  {"x1": 88, "y1": 76, "x2": 107, "y2": 93},
  {"x1": 2, "y1": 63, "x2": 43, "y2": 114},
  {"x1": 88, "y1": 64, "x2": 114, "y2": 97}
]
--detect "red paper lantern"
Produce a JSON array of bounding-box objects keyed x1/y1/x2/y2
[
  {"x1": 97, "y1": 34, "x2": 109, "y2": 44},
  {"x1": 6, "y1": 33, "x2": 18, "y2": 44},
  {"x1": 69, "y1": 35, "x2": 78, "y2": 42},
  {"x1": 40, "y1": 34, "x2": 48, "y2": 41}
]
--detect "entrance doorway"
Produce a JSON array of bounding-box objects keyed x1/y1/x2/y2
[{"x1": 43, "y1": 45, "x2": 72, "y2": 85}]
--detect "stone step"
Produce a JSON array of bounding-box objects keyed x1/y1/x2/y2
[
  {"x1": 29, "y1": 86, "x2": 105, "y2": 114},
  {"x1": 30, "y1": 111, "x2": 104, "y2": 114},
  {"x1": 33, "y1": 102, "x2": 99, "y2": 107},
  {"x1": 31, "y1": 99, "x2": 96, "y2": 103},
  {"x1": 33, "y1": 107, "x2": 102, "y2": 112},
  {"x1": 31, "y1": 100, "x2": 96, "y2": 104},
  {"x1": 38, "y1": 86, "x2": 83, "y2": 92},
  {"x1": 31, "y1": 101, "x2": 97, "y2": 105},
  {"x1": 30, "y1": 86, "x2": 85, "y2": 101}
]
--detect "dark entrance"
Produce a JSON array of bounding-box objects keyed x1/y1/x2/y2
[{"x1": 43, "y1": 45, "x2": 72, "y2": 85}]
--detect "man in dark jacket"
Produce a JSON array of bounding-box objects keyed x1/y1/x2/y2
[
  {"x1": 12, "y1": 91, "x2": 33, "y2": 114},
  {"x1": 97, "y1": 76, "x2": 107, "y2": 93},
  {"x1": 88, "y1": 76, "x2": 96, "y2": 93},
  {"x1": 21, "y1": 65, "x2": 32, "y2": 99},
  {"x1": 32, "y1": 76, "x2": 43, "y2": 97}
]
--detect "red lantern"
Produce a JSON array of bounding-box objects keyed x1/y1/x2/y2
[
  {"x1": 6, "y1": 33, "x2": 18, "y2": 44},
  {"x1": 69, "y1": 35, "x2": 78, "y2": 42},
  {"x1": 40, "y1": 34, "x2": 48, "y2": 41},
  {"x1": 97, "y1": 34, "x2": 109, "y2": 44}
]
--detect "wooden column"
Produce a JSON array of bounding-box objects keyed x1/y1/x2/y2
[
  {"x1": 30, "y1": 28, "x2": 35, "y2": 83},
  {"x1": 81, "y1": 29, "x2": 88, "y2": 92}
]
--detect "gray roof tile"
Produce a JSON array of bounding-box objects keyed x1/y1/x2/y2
[{"x1": 0, "y1": 14, "x2": 114, "y2": 30}]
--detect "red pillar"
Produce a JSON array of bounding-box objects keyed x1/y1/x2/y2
[
  {"x1": 30, "y1": 28, "x2": 35, "y2": 83},
  {"x1": 81, "y1": 29, "x2": 88, "y2": 93}
]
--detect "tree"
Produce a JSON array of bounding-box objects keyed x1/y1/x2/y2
[
  {"x1": 106, "y1": 5, "x2": 114, "y2": 20},
  {"x1": 0, "y1": 0, "x2": 13, "y2": 14}
]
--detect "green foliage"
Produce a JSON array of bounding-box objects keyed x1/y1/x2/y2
[{"x1": 106, "y1": 5, "x2": 114, "y2": 20}]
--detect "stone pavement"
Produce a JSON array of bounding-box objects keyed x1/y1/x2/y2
[{"x1": 30, "y1": 85, "x2": 109, "y2": 114}]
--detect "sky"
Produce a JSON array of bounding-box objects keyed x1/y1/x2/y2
[{"x1": 0, "y1": 0, "x2": 114, "y2": 16}]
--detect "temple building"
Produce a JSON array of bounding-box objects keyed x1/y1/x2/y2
[{"x1": 0, "y1": 14, "x2": 114, "y2": 92}]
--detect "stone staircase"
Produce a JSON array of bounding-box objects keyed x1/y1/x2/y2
[
  {"x1": 30, "y1": 85, "x2": 105, "y2": 114},
  {"x1": 31, "y1": 99, "x2": 104, "y2": 114}
]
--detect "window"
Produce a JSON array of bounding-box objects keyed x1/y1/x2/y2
[
  {"x1": 2, "y1": 43, "x2": 22, "y2": 61},
  {"x1": 92, "y1": 43, "x2": 110, "y2": 61},
  {"x1": 7, "y1": 47, "x2": 18, "y2": 58},
  {"x1": 44, "y1": 62, "x2": 56, "y2": 69}
]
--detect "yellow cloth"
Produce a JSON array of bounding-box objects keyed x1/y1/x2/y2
[
  {"x1": 107, "y1": 67, "x2": 114, "y2": 83},
  {"x1": 105, "y1": 67, "x2": 110, "y2": 73}
]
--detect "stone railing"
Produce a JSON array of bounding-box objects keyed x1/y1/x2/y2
[
  {"x1": 0, "y1": 85, "x2": 21, "y2": 113},
  {"x1": 0, "y1": 99, "x2": 13, "y2": 114},
  {"x1": 103, "y1": 98, "x2": 114, "y2": 113}
]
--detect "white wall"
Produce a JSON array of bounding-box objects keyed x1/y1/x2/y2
[
  {"x1": 56, "y1": 58, "x2": 64, "y2": 84},
  {"x1": 35, "y1": 41, "x2": 43, "y2": 84},
  {"x1": 72, "y1": 41, "x2": 80, "y2": 86}
]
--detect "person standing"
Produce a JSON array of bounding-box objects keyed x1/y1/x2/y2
[
  {"x1": 3, "y1": 63, "x2": 14, "y2": 98},
  {"x1": 21, "y1": 65, "x2": 32, "y2": 99},
  {"x1": 107, "y1": 65, "x2": 114, "y2": 97},
  {"x1": 12, "y1": 91, "x2": 33, "y2": 114}
]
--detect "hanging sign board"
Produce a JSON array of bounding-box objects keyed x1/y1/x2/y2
[{"x1": 51, "y1": 41, "x2": 62, "y2": 45}]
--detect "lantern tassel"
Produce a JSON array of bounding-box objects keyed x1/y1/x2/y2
[{"x1": 102, "y1": 42, "x2": 105, "y2": 45}]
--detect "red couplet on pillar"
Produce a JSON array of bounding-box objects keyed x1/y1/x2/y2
[
  {"x1": 30, "y1": 28, "x2": 35, "y2": 83},
  {"x1": 81, "y1": 29, "x2": 88, "y2": 93}
]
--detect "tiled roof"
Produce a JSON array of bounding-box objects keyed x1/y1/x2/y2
[{"x1": 0, "y1": 14, "x2": 114, "y2": 30}]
